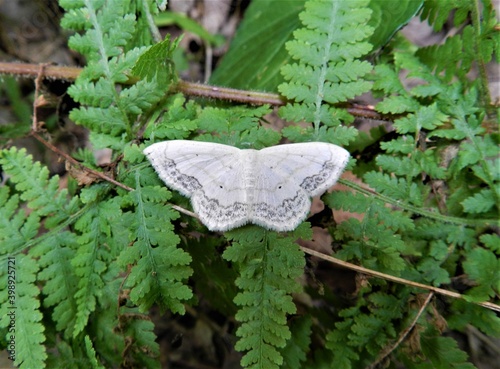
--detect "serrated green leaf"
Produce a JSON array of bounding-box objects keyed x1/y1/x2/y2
[
  {"x1": 393, "y1": 104, "x2": 448, "y2": 133},
  {"x1": 223, "y1": 227, "x2": 306, "y2": 369},
  {"x1": 131, "y1": 35, "x2": 178, "y2": 83},
  {"x1": 463, "y1": 248, "x2": 500, "y2": 301},
  {"x1": 280, "y1": 316, "x2": 311, "y2": 369},
  {"x1": 480, "y1": 234, "x2": 500, "y2": 253},
  {"x1": 417, "y1": 258, "x2": 450, "y2": 286},
  {"x1": 118, "y1": 170, "x2": 192, "y2": 314},
  {"x1": 277, "y1": 0, "x2": 373, "y2": 139},
  {"x1": 419, "y1": 332, "x2": 475, "y2": 369},
  {"x1": 461, "y1": 189, "x2": 495, "y2": 214},
  {"x1": 376, "y1": 95, "x2": 419, "y2": 114},
  {"x1": 0, "y1": 254, "x2": 47, "y2": 369}
]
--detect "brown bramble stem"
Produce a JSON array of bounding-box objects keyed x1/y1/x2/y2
[{"x1": 0, "y1": 61, "x2": 384, "y2": 120}]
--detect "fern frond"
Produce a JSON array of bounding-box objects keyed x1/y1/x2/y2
[
  {"x1": 376, "y1": 155, "x2": 420, "y2": 178},
  {"x1": 325, "y1": 291, "x2": 407, "y2": 368},
  {"x1": 44, "y1": 340, "x2": 79, "y2": 368},
  {"x1": 350, "y1": 293, "x2": 403, "y2": 355},
  {"x1": 33, "y1": 233, "x2": 79, "y2": 338},
  {"x1": 372, "y1": 50, "x2": 499, "y2": 216},
  {"x1": 363, "y1": 172, "x2": 424, "y2": 206},
  {"x1": 0, "y1": 254, "x2": 47, "y2": 369},
  {"x1": 61, "y1": 1, "x2": 136, "y2": 63},
  {"x1": 70, "y1": 106, "x2": 128, "y2": 135},
  {"x1": 393, "y1": 104, "x2": 448, "y2": 134},
  {"x1": 462, "y1": 248, "x2": 500, "y2": 301},
  {"x1": 193, "y1": 105, "x2": 280, "y2": 148},
  {"x1": 2, "y1": 0, "x2": 497, "y2": 366},
  {"x1": 411, "y1": 221, "x2": 475, "y2": 250},
  {"x1": 81, "y1": 284, "x2": 127, "y2": 367},
  {"x1": 0, "y1": 188, "x2": 40, "y2": 253},
  {"x1": 118, "y1": 167, "x2": 193, "y2": 313},
  {"x1": 143, "y1": 95, "x2": 199, "y2": 140},
  {"x1": 84, "y1": 336, "x2": 105, "y2": 369},
  {"x1": 399, "y1": 328, "x2": 476, "y2": 369},
  {"x1": 0, "y1": 147, "x2": 78, "y2": 226},
  {"x1": 69, "y1": 79, "x2": 115, "y2": 107},
  {"x1": 372, "y1": 64, "x2": 406, "y2": 95},
  {"x1": 380, "y1": 136, "x2": 416, "y2": 154},
  {"x1": 88, "y1": 297, "x2": 160, "y2": 369},
  {"x1": 131, "y1": 35, "x2": 179, "y2": 83},
  {"x1": 0, "y1": 148, "x2": 86, "y2": 354},
  {"x1": 223, "y1": 226, "x2": 309, "y2": 369},
  {"x1": 417, "y1": 29, "x2": 474, "y2": 84},
  {"x1": 118, "y1": 79, "x2": 164, "y2": 116},
  {"x1": 58, "y1": 0, "x2": 89, "y2": 29},
  {"x1": 119, "y1": 315, "x2": 160, "y2": 367},
  {"x1": 480, "y1": 234, "x2": 500, "y2": 253},
  {"x1": 449, "y1": 300, "x2": 500, "y2": 337},
  {"x1": 326, "y1": 190, "x2": 414, "y2": 276},
  {"x1": 280, "y1": 316, "x2": 311, "y2": 369},
  {"x1": 420, "y1": 0, "x2": 472, "y2": 31},
  {"x1": 420, "y1": 0, "x2": 498, "y2": 104},
  {"x1": 61, "y1": 1, "x2": 173, "y2": 150},
  {"x1": 278, "y1": 0, "x2": 373, "y2": 144},
  {"x1": 325, "y1": 316, "x2": 360, "y2": 368},
  {"x1": 71, "y1": 187, "x2": 122, "y2": 336},
  {"x1": 416, "y1": 258, "x2": 451, "y2": 287},
  {"x1": 461, "y1": 189, "x2": 496, "y2": 214}
]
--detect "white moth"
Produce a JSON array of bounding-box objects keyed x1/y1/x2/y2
[{"x1": 144, "y1": 140, "x2": 349, "y2": 232}]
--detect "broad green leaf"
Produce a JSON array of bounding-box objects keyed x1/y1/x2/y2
[
  {"x1": 368, "y1": 0, "x2": 424, "y2": 49},
  {"x1": 210, "y1": 0, "x2": 306, "y2": 91}
]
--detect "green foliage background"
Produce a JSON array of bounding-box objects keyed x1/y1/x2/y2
[{"x1": 0, "y1": 0, "x2": 498, "y2": 368}]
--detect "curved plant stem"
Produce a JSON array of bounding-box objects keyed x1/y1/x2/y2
[
  {"x1": 300, "y1": 247, "x2": 500, "y2": 313},
  {"x1": 366, "y1": 292, "x2": 434, "y2": 369},
  {"x1": 32, "y1": 131, "x2": 135, "y2": 192},
  {"x1": 338, "y1": 178, "x2": 497, "y2": 228},
  {"x1": 175, "y1": 80, "x2": 286, "y2": 105}
]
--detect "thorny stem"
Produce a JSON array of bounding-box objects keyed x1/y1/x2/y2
[{"x1": 0, "y1": 62, "x2": 384, "y2": 120}]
